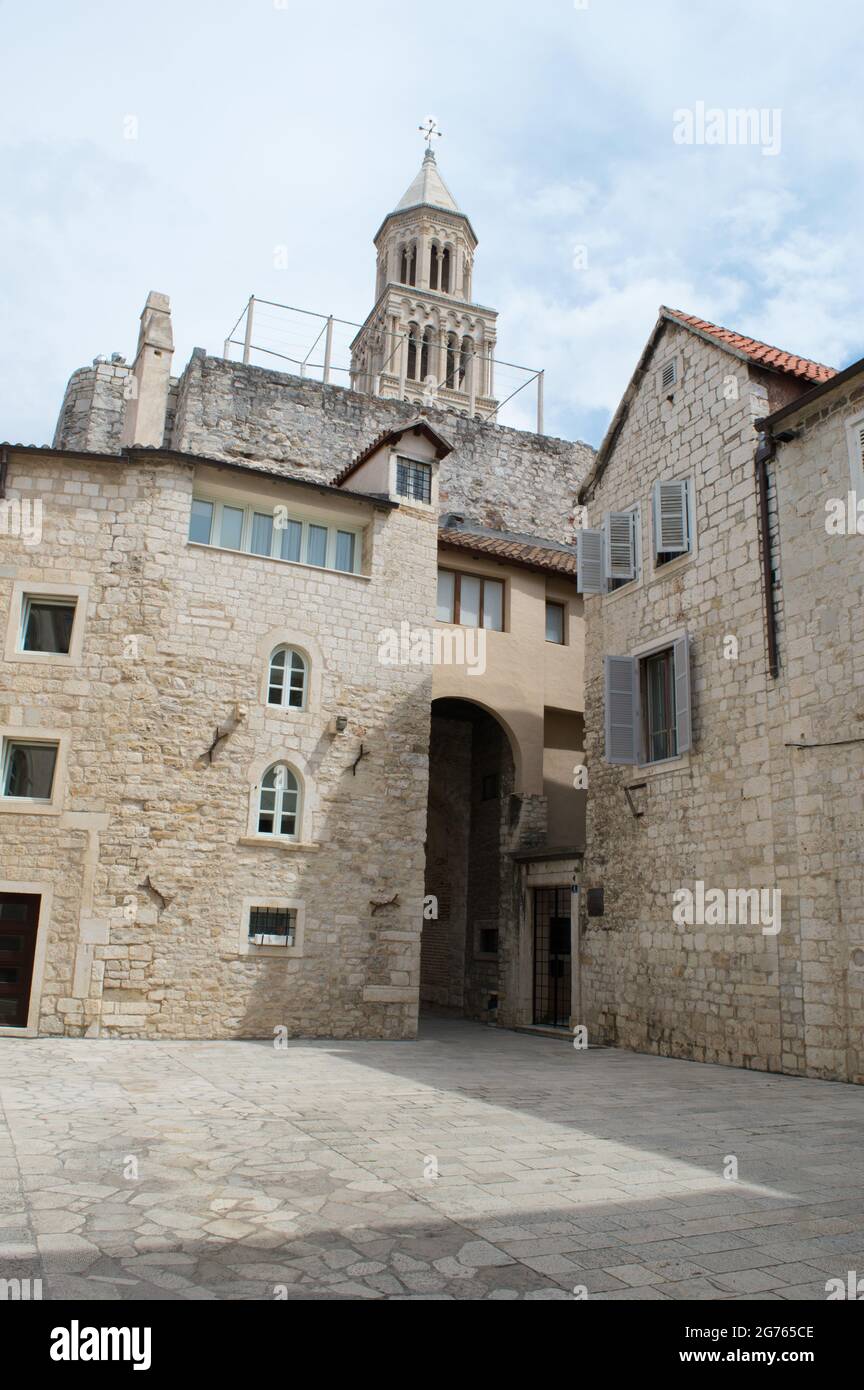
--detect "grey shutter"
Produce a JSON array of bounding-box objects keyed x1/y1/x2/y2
[
  {"x1": 673, "y1": 633, "x2": 692, "y2": 755},
  {"x1": 605, "y1": 655, "x2": 638, "y2": 764},
  {"x1": 606, "y1": 511, "x2": 636, "y2": 581},
  {"x1": 653, "y1": 479, "x2": 689, "y2": 553},
  {"x1": 577, "y1": 528, "x2": 606, "y2": 594},
  {"x1": 851, "y1": 420, "x2": 864, "y2": 493}
]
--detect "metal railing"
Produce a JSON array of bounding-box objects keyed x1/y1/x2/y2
[{"x1": 223, "y1": 296, "x2": 547, "y2": 433}]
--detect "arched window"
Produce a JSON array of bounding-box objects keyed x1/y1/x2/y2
[
  {"x1": 420, "y1": 326, "x2": 433, "y2": 381},
  {"x1": 268, "y1": 647, "x2": 307, "y2": 709},
  {"x1": 460, "y1": 335, "x2": 474, "y2": 390},
  {"x1": 446, "y1": 332, "x2": 459, "y2": 388},
  {"x1": 258, "y1": 763, "x2": 300, "y2": 839},
  {"x1": 441, "y1": 246, "x2": 451, "y2": 294},
  {"x1": 400, "y1": 246, "x2": 409, "y2": 284},
  {"x1": 429, "y1": 244, "x2": 439, "y2": 291},
  {"x1": 407, "y1": 322, "x2": 419, "y2": 380}
]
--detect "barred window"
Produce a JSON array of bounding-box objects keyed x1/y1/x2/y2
[
  {"x1": 395, "y1": 457, "x2": 432, "y2": 504},
  {"x1": 248, "y1": 906, "x2": 296, "y2": 946}
]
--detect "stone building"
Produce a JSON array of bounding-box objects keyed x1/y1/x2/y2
[
  {"x1": 0, "y1": 150, "x2": 591, "y2": 1039},
  {"x1": 577, "y1": 306, "x2": 863, "y2": 1083}
]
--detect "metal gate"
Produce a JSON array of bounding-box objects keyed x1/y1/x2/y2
[{"x1": 532, "y1": 887, "x2": 571, "y2": 1027}]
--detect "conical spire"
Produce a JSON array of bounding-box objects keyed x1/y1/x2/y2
[{"x1": 394, "y1": 148, "x2": 461, "y2": 214}]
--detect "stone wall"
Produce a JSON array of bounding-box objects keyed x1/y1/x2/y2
[
  {"x1": 579, "y1": 320, "x2": 862, "y2": 1082},
  {"x1": 763, "y1": 375, "x2": 864, "y2": 1081},
  {"x1": 0, "y1": 447, "x2": 437, "y2": 1040},
  {"x1": 579, "y1": 323, "x2": 793, "y2": 1074},
  {"x1": 55, "y1": 352, "x2": 593, "y2": 544}
]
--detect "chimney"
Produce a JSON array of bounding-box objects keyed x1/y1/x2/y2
[{"x1": 121, "y1": 291, "x2": 174, "y2": 447}]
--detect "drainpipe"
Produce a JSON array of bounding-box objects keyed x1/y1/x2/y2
[
  {"x1": 0, "y1": 445, "x2": 8, "y2": 499},
  {"x1": 754, "y1": 430, "x2": 779, "y2": 679}
]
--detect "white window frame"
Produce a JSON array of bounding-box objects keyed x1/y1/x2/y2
[
  {"x1": 0, "y1": 731, "x2": 67, "y2": 816},
  {"x1": 189, "y1": 492, "x2": 362, "y2": 576},
  {"x1": 255, "y1": 762, "x2": 301, "y2": 842},
  {"x1": 242, "y1": 752, "x2": 316, "y2": 849},
  {"x1": 266, "y1": 646, "x2": 309, "y2": 712},
  {"x1": 4, "y1": 581, "x2": 89, "y2": 666},
  {"x1": 237, "y1": 897, "x2": 306, "y2": 958}
]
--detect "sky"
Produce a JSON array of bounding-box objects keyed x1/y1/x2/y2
[{"x1": 1, "y1": 0, "x2": 863, "y2": 448}]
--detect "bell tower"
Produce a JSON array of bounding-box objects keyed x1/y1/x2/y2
[{"x1": 350, "y1": 123, "x2": 498, "y2": 416}]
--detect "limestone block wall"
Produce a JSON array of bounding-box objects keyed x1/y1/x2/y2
[
  {"x1": 763, "y1": 376, "x2": 864, "y2": 1082},
  {"x1": 55, "y1": 352, "x2": 593, "y2": 545},
  {"x1": 0, "y1": 447, "x2": 436, "y2": 1040},
  {"x1": 579, "y1": 324, "x2": 795, "y2": 1074}
]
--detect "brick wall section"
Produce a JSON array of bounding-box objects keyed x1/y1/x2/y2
[
  {"x1": 54, "y1": 354, "x2": 594, "y2": 543},
  {"x1": 0, "y1": 450, "x2": 437, "y2": 1039}
]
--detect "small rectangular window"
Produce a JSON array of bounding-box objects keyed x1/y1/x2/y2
[
  {"x1": 481, "y1": 772, "x2": 499, "y2": 801},
  {"x1": 335, "y1": 531, "x2": 356, "y2": 573},
  {"x1": 248, "y1": 906, "x2": 296, "y2": 947},
  {"x1": 478, "y1": 927, "x2": 499, "y2": 956},
  {"x1": 545, "y1": 601, "x2": 565, "y2": 644},
  {"x1": 436, "y1": 569, "x2": 455, "y2": 622},
  {"x1": 395, "y1": 457, "x2": 432, "y2": 504},
  {"x1": 2, "y1": 740, "x2": 59, "y2": 801},
  {"x1": 307, "y1": 525, "x2": 328, "y2": 567},
  {"x1": 279, "y1": 519, "x2": 302, "y2": 563},
  {"x1": 642, "y1": 647, "x2": 677, "y2": 762},
  {"x1": 459, "y1": 575, "x2": 481, "y2": 627},
  {"x1": 21, "y1": 599, "x2": 76, "y2": 654},
  {"x1": 250, "y1": 512, "x2": 274, "y2": 557},
  {"x1": 661, "y1": 359, "x2": 677, "y2": 391},
  {"x1": 220, "y1": 505, "x2": 244, "y2": 550},
  {"x1": 482, "y1": 580, "x2": 504, "y2": 632},
  {"x1": 189, "y1": 498, "x2": 214, "y2": 544}
]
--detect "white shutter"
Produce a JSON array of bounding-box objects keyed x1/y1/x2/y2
[
  {"x1": 673, "y1": 634, "x2": 692, "y2": 755},
  {"x1": 605, "y1": 511, "x2": 636, "y2": 581},
  {"x1": 847, "y1": 415, "x2": 864, "y2": 496},
  {"x1": 605, "y1": 655, "x2": 639, "y2": 764},
  {"x1": 653, "y1": 479, "x2": 689, "y2": 554},
  {"x1": 577, "y1": 528, "x2": 606, "y2": 594}
]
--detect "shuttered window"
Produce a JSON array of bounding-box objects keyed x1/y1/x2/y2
[
  {"x1": 652, "y1": 478, "x2": 692, "y2": 563},
  {"x1": 603, "y1": 636, "x2": 692, "y2": 765},
  {"x1": 846, "y1": 413, "x2": 864, "y2": 496},
  {"x1": 577, "y1": 528, "x2": 606, "y2": 594},
  {"x1": 605, "y1": 510, "x2": 638, "y2": 583}
]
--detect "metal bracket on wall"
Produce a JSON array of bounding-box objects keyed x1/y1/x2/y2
[{"x1": 624, "y1": 782, "x2": 647, "y2": 818}]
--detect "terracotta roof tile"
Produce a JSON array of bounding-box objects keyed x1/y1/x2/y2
[
  {"x1": 438, "y1": 527, "x2": 577, "y2": 577},
  {"x1": 662, "y1": 308, "x2": 836, "y2": 384}
]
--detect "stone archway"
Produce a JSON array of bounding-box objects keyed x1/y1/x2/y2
[{"x1": 421, "y1": 698, "x2": 518, "y2": 1022}]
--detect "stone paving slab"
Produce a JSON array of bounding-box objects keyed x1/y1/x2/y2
[{"x1": 0, "y1": 1017, "x2": 861, "y2": 1301}]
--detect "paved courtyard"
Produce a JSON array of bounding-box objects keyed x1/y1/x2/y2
[{"x1": 0, "y1": 1017, "x2": 861, "y2": 1301}]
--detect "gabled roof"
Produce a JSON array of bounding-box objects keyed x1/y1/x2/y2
[
  {"x1": 395, "y1": 149, "x2": 460, "y2": 214},
  {"x1": 662, "y1": 307, "x2": 836, "y2": 385},
  {"x1": 579, "y1": 306, "x2": 839, "y2": 502},
  {"x1": 333, "y1": 417, "x2": 454, "y2": 487},
  {"x1": 438, "y1": 520, "x2": 577, "y2": 577}
]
